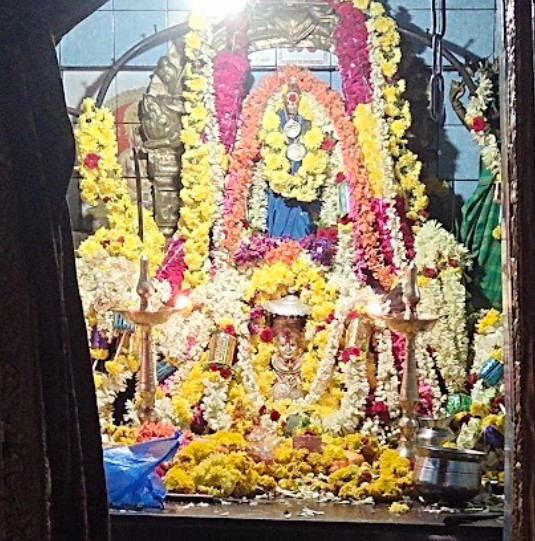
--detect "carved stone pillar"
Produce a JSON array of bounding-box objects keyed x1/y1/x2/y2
[{"x1": 140, "y1": 47, "x2": 185, "y2": 238}]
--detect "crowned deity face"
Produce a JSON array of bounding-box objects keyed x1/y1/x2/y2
[
  {"x1": 284, "y1": 76, "x2": 300, "y2": 116},
  {"x1": 277, "y1": 331, "x2": 302, "y2": 361},
  {"x1": 272, "y1": 318, "x2": 305, "y2": 365}
]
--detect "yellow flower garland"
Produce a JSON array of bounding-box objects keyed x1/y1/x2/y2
[
  {"x1": 346, "y1": 1, "x2": 428, "y2": 220},
  {"x1": 259, "y1": 94, "x2": 329, "y2": 203},
  {"x1": 177, "y1": 14, "x2": 217, "y2": 288},
  {"x1": 75, "y1": 99, "x2": 165, "y2": 270},
  {"x1": 245, "y1": 257, "x2": 338, "y2": 414}
]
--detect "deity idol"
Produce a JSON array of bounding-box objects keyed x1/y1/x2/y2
[
  {"x1": 264, "y1": 295, "x2": 311, "y2": 401},
  {"x1": 267, "y1": 76, "x2": 320, "y2": 240}
]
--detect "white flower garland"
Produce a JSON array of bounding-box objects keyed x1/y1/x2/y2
[
  {"x1": 235, "y1": 334, "x2": 264, "y2": 409},
  {"x1": 202, "y1": 375, "x2": 232, "y2": 431},
  {"x1": 374, "y1": 328, "x2": 400, "y2": 417},
  {"x1": 247, "y1": 163, "x2": 269, "y2": 232},
  {"x1": 158, "y1": 310, "x2": 213, "y2": 364},
  {"x1": 320, "y1": 353, "x2": 369, "y2": 434},
  {"x1": 364, "y1": 19, "x2": 407, "y2": 271},
  {"x1": 415, "y1": 333, "x2": 443, "y2": 413},
  {"x1": 465, "y1": 69, "x2": 501, "y2": 181}
]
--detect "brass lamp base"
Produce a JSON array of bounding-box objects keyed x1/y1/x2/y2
[
  {"x1": 371, "y1": 312, "x2": 437, "y2": 460},
  {"x1": 117, "y1": 308, "x2": 177, "y2": 424}
]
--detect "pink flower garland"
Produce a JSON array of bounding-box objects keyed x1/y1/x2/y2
[
  {"x1": 370, "y1": 198, "x2": 397, "y2": 272},
  {"x1": 394, "y1": 195, "x2": 416, "y2": 260},
  {"x1": 157, "y1": 236, "x2": 186, "y2": 297},
  {"x1": 213, "y1": 14, "x2": 250, "y2": 152},
  {"x1": 330, "y1": 1, "x2": 373, "y2": 113}
]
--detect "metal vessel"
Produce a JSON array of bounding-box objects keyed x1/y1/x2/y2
[{"x1": 414, "y1": 445, "x2": 484, "y2": 504}]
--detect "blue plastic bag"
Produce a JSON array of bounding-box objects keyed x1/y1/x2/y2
[{"x1": 103, "y1": 432, "x2": 181, "y2": 509}]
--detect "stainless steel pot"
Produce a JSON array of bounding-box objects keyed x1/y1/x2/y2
[
  {"x1": 413, "y1": 445, "x2": 485, "y2": 504},
  {"x1": 416, "y1": 416, "x2": 455, "y2": 447}
]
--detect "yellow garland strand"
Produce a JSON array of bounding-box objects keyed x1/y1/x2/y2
[
  {"x1": 75, "y1": 98, "x2": 165, "y2": 271},
  {"x1": 259, "y1": 94, "x2": 329, "y2": 203},
  {"x1": 177, "y1": 14, "x2": 216, "y2": 288}
]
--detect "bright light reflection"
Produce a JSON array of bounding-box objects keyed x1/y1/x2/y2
[
  {"x1": 174, "y1": 293, "x2": 192, "y2": 312},
  {"x1": 366, "y1": 299, "x2": 384, "y2": 318},
  {"x1": 193, "y1": 0, "x2": 248, "y2": 17}
]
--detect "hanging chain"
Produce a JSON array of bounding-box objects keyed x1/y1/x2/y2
[{"x1": 429, "y1": 0, "x2": 447, "y2": 123}]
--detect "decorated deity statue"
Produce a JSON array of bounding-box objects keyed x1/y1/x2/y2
[
  {"x1": 266, "y1": 77, "x2": 320, "y2": 240},
  {"x1": 264, "y1": 295, "x2": 311, "y2": 401}
]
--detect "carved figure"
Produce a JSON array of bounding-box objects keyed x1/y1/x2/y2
[
  {"x1": 264, "y1": 295, "x2": 310, "y2": 402},
  {"x1": 140, "y1": 46, "x2": 185, "y2": 236},
  {"x1": 248, "y1": 2, "x2": 338, "y2": 51},
  {"x1": 272, "y1": 323, "x2": 305, "y2": 401}
]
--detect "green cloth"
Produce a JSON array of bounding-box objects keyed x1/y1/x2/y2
[{"x1": 459, "y1": 165, "x2": 502, "y2": 310}]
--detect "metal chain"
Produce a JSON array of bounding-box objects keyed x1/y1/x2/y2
[{"x1": 429, "y1": 0, "x2": 447, "y2": 123}]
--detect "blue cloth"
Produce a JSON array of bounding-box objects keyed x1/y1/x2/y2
[
  {"x1": 103, "y1": 432, "x2": 181, "y2": 509},
  {"x1": 266, "y1": 111, "x2": 318, "y2": 240},
  {"x1": 267, "y1": 188, "x2": 317, "y2": 240}
]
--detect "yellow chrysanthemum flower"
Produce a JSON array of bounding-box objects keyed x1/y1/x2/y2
[
  {"x1": 262, "y1": 109, "x2": 281, "y2": 131},
  {"x1": 303, "y1": 127, "x2": 324, "y2": 150}
]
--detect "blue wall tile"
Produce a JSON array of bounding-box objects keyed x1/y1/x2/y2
[
  {"x1": 395, "y1": 9, "x2": 496, "y2": 65},
  {"x1": 115, "y1": 0, "x2": 167, "y2": 9},
  {"x1": 387, "y1": 0, "x2": 495, "y2": 10},
  {"x1": 98, "y1": 0, "x2": 113, "y2": 10},
  {"x1": 61, "y1": 11, "x2": 114, "y2": 66},
  {"x1": 114, "y1": 10, "x2": 168, "y2": 65},
  {"x1": 439, "y1": 125, "x2": 481, "y2": 180},
  {"x1": 168, "y1": 0, "x2": 195, "y2": 9},
  {"x1": 453, "y1": 179, "x2": 479, "y2": 202}
]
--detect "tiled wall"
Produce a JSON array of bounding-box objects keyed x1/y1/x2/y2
[{"x1": 59, "y1": 0, "x2": 499, "y2": 232}]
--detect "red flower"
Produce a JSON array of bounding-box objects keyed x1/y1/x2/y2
[
  {"x1": 335, "y1": 172, "x2": 347, "y2": 184},
  {"x1": 347, "y1": 310, "x2": 358, "y2": 321},
  {"x1": 338, "y1": 215, "x2": 352, "y2": 225},
  {"x1": 220, "y1": 367, "x2": 232, "y2": 380},
  {"x1": 317, "y1": 226, "x2": 338, "y2": 243},
  {"x1": 83, "y1": 152, "x2": 101, "y2": 170},
  {"x1": 259, "y1": 327, "x2": 274, "y2": 343},
  {"x1": 209, "y1": 363, "x2": 219, "y2": 372},
  {"x1": 465, "y1": 372, "x2": 478, "y2": 392},
  {"x1": 321, "y1": 137, "x2": 336, "y2": 151},
  {"x1": 371, "y1": 401, "x2": 390, "y2": 423},
  {"x1": 224, "y1": 324, "x2": 236, "y2": 336},
  {"x1": 259, "y1": 405, "x2": 267, "y2": 416},
  {"x1": 287, "y1": 92, "x2": 298, "y2": 103},
  {"x1": 448, "y1": 258, "x2": 459, "y2": 268},
  {"x1": 326, "y1": 311, "x2": 335, "y2": 324},
  {"x1": 341, "y1": 346, "x2": 361, "y2": 363},
  {"x1": 490, "y1": 395, "x2": 505, "y2": 413},
  {"x1": 270, "y1": 409, "x2": 281, "y2": 422},
  {"x1": 422, "y1": 266, "x2": 438, "y2": 278},
  {"x1": 471, "y1": 116, "x2": 487, "y2": 133}
]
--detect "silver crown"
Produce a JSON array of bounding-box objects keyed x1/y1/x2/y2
[{"x1": 263, "y1": 295, "x2": 311, "y2": 317}]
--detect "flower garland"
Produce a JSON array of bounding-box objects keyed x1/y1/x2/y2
[
  {"x1": 373, "y1": 328, "x2": 400, "y2": 417},
  {"x1": 414, "y1": 221, "x2": 472, "y2": 394},
  {"x1": 465, "y1": 65, "x2": 501, "y2": 182},
  {"x1": 213, "y1": 12, "x2": 250, "y2": 152},
  {"x1": 259, "y1": 94, "x2": 329, "y2": 202},
  {"x1": 247, "y1": 164, "x2": 269, "y2": 231},
  {"x1": 334, "y1": 1, "x2": 427, "y2": 222},
  {"x1": 331, "y1": 1, "x2": 373, "y2": 111},
  {"x1": 223, "y1": 66, "x2": 393, "y2": 289},
  {"x1": 75, "y1": 99, "x2": 165, "y2": 270},
  {"x1": 177, "y1": 14, "x2": 221, "y2": 287}
]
